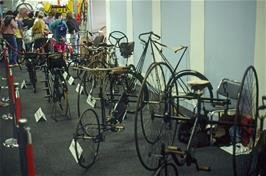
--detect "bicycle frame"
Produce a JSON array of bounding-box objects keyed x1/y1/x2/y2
[{"x1": 137, "y1": 31, "x2": 188, "y2": 74}]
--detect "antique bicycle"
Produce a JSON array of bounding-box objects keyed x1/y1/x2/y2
[
  {"x1": 135, "y1": 63, "x2": 259, "y2": 176},
  {"x1": 73, "y1": 65, "x2": 146, "y2": 168}
]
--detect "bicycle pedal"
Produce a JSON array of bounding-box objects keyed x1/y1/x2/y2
[
  {"x1": 198, "y1": 166, "x2": 211, "y2": 172},
  {"x1": 166, "y1": 146, "x2": 185, "y2": 156}
]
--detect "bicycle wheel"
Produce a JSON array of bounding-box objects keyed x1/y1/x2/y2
[
  {"x1": 168, "y1": 69, "x2": 213, "y2": 164},
  {"x1": 83, "y1": 60, "x2": 107, "y2": 96},
  {"x1": 25, "y1": 60, "x2": 37, "y2": 93},
  {"x1": 233, "y1": 66, "x2": 258, "y2": 176},
  {"x1": 124, "y1": 66, "x2": 145, "y2": 114},
  {"x1": 170, "y1": 69, "x2": 213, "y2": 117},
  {"x1": 16, "y1": 3, "x2": 33, "y2": 12},
  {"x1": 74, "y1": 108, "x2": 101, "y2": 168},
  {"x1": 51, "y1": 70, "x2": 70, "y2": 118},
  {"x1": 67, "y1": 59, "x2": 83, "y2": 80},
  {"x1": 154, "y1": 163, "x2": 178, "y2": 176},
  {"x1": 17, "y1": 54, "x2": 25, "y2": 64},
  {"x1": 135, "y1": 62, "x2": 176, "y2": 171}
]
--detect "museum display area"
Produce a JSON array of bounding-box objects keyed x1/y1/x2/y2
[{"x1": 0, "y1": 0, "x2": 265, "y2": 175}]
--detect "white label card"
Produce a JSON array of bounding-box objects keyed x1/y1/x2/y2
[
  {"x1": 86, "y1": 94, "x2": 96, "y2": 108},
  {"x1": 68, "y1": 76, "x2": 75, "y2": 85},
  {"x1": 69, "y1": 139, "x2": 83, "y2": 163},
  {"x1": 63, "y1": 71, "x2": 68, "y2": 80},
  {"x1": 34, "y1": 107, "x2": 47, "y2": 122},
  {"x1": 75, "y1": 83, "x2": 84, "y2": 94}
]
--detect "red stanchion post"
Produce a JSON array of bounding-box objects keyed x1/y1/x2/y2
[
  {"x1": 9, "y1": 69, "x2": 16, "y2": 103},
  {"x1": 15, "y1": 87, "x2": 22, "y2": 121},
  {"x1": 18, "y1": 119, "x2": 28, "y2": 176},
  {"x1": 25, "y1": 127, "x2": 35, "y2": 176}
]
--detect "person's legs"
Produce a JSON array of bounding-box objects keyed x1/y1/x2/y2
[
  {"x1": 16, "y1": 38, "x2": 23, "y2": 52},
  {"x1": 3, "y1": 35, "x2": 18, "y2": 64},
  {"x1": 11, "y1": 36, "x2": 18, "y2": 64},
  {"x1": 75, "y1": 33, "x2": 80, "y2": 54}
]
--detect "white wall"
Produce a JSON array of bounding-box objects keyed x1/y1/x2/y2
[{"x1": 89, "y1": 0, "x2": 106, "y2": 32}]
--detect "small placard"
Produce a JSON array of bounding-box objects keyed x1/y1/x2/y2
[
  {"x1": 86, "y1": 94, "x2": 96, "y2": 108},
  {"x1": 21, "y1": 80, "x2": 27, "y2": 89},
  {"x1": 63, "y1": 71, "x2": 68, "y2": 80},
  {"x1": 68, "y1": 76, "x2": 75, "y2": 85},
  {"x1": 75, "y1": 83, "x2": 84, "y2": 94},
  {"x1": 69, "y1": 139, "x2": 83, "y2": 163},
  {"x1": 34, "y1": 108, "x2": 47, "y2": 122}
]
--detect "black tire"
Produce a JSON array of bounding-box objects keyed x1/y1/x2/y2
[
  {"x1": 17, "y1": 55, "x2": 25, "y2": 64},
  {"x1": 124, "y1": 70, "x2": 144, "y2": 114},
  {"x1": 77, "y1": 60, "x2": 107, "y2": 118},
  {"x1": 135, "y1": 62, "x2": 176, "y2": 171},
  {"x1": 74, "y1": 108, "x2": 101, "y2": 169},
  {"x1": 67, "y1": 59, "x2": 83, "y2": 80},
  {"x1": 16, "y1": 3, "x2": 33, "y2": 12},
  {"x1": 83, "y1": 60, "x2": 107, "y2": 96},
  {"x1": 25, "y1": 60, "x2": 37, "y2": 93},
  {"x1": 170, "y1": 69, "x2": 213, "y2": 117},
  {"x1": 154, "y1": 163, "x2": 178, "y2": 176},
  {"x1": 169, "y1": 69, "x2": 213, "y2": 165},
  {"x1": 50, "y1": 70, "x2": 70, "y2": 118},
  {"x1": 233, "y1": 66, "x2": 258, "y2": 176}
]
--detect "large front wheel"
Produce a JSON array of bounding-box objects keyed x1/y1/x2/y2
[
  {"x1": 135, "y1": 62, "x2": 176, "y2": 171},
  {"x1": 233, "y1": 66, "x2": 258, "y2": 176}
]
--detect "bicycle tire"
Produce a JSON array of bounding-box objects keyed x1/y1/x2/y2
[
  {"x1": 233, "y1": 65, "x2": 258, "y2": 176},
  {"x1": 67, "y1": 59, "x2": 83, "y2": 80},
  {"x1": 125, "y1": 70, "x2": 145, "y2": 114},
  {"x1": 77, "y1": 60, "x2": 107, "y2": 118},
  {"x1": 154, "y1": 163, "x2": 178, "y2": 176},
  {"x1": 168, "y1": 69, "x2": 213, "y2": 165},
  {"x1": 135, "y1": 62, "x2": 176, "y2": 171},
  {"x1": 74, "y1": 108, "x2": 101, "y2": 168},
  {"x1": 50, "y1": 69, "x2": 70, "y2": 118},
  {"x1": 17, "y1": 55, "x2": 25, "y2": 64},
  {"x1": 83, "y1": 60, "x2": 107, "y2": 96},
  {"x1": 16, "y1": 2, "x2": 33, "y2": 12}
]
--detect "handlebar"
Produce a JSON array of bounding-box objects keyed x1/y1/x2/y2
[
  {"x1": 138, "y1": 31, "x2": 161, "y2": 43},
  {"x1": 108, "y1": 31, "x2": 128, "y2": 48}
]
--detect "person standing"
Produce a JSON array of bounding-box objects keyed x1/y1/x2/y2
[
  {"x1": 0, "y1": 11, "x2": 18, "y2": 65},
  {"x1": 66, "y1": 11, "x2": 79, "y2": 55},
  {"x1": 31, "y1": 11, "x2": 49, "y2": 53},
  {"x1": 50, "y1": 12, "x2": 68, "y2": 52},
  {"x1": 44, "y1": 9, "x2": 56, "y2": 29},
  {"x1": 23, "y1": 11, "x2": 34, "y2": 51},
  {"x1": 14, "y1": 10, "x2": 24, "y2": 53}
]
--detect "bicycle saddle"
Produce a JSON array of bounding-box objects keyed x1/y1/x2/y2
[{"x1": 188, "y1": 79, "x2": 210, "y2": 92}]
